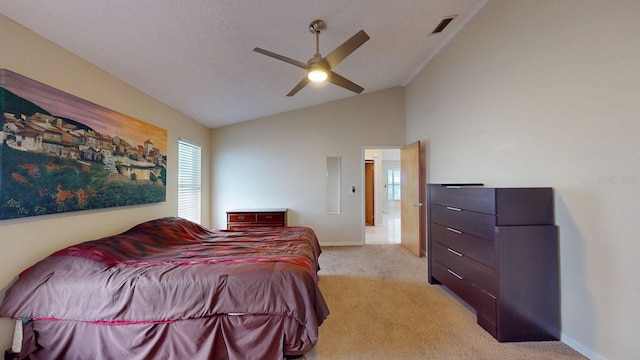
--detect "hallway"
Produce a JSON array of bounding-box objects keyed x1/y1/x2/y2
[{"x1": 364, "y1": 209, "x2": 400, "y2": 244}]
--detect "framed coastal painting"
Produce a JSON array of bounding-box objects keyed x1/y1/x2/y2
[{"x1": 0, "y1": 69, "x2": 167, "y2": 220}]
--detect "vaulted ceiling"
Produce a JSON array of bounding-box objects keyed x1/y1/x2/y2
[{"x1": 0, "y1": 1, "x2": 487, "y2": 128}]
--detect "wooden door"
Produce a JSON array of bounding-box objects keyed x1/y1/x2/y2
[
  {"x1": 365, "y1": 160, "x2": 375, "y2": 226},
  {"x1": 400, "y1": 141, "x2": 423, "y2": 256}
]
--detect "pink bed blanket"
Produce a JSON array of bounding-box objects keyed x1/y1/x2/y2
[{"x1": 0, "y1": 217, "x2": 329, "y2": 358}]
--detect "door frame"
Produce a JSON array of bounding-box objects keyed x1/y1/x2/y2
[{"x1": 361, "y1": 146, "x2": 402, "y2": 244}]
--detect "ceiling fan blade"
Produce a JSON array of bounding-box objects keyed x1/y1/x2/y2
[
  {"x1": 253, "y1": 47, "x2": 308, "y2": 69},
  {"x1": 287, "y1": 77, "x2": 311, "y2": 97},
  {"x1": 324, "y1": 30, "x2": 370, "y2": 69},
  {"x1": 327, "y1": 71, "x2": 364, "y2": 94}
]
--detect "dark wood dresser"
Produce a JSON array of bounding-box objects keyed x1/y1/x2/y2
[
  {"x1": 427, "y1": 184, "x2": 559, "y2": 342},
  {"x1": 226, "y1": 208, "x2": 288, "y2": 229}
]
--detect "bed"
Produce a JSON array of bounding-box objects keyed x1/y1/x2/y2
[{"x1": 0, "y1": 217, "x2": 329, "y2": 359}]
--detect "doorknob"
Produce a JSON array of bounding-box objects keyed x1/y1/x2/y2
[{"x1": 414, "y1": 203, "x2": 423, "y2": 207}]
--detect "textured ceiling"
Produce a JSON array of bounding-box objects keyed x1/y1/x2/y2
[{"x1": 0, "y1": 0, "x2": 487, "y2": 128}]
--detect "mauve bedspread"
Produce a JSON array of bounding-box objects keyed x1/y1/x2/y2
[{"x1": 0, "y1": 217, "x2": 329, "y2": 359}]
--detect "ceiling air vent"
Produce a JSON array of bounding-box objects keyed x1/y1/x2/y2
[{"x1": 431, "y1": 16, "x2": 457, "y2": 34}]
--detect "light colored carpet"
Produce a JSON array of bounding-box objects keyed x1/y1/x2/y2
[{"x1": 304, "y1": 244, "x2": 586, "y2": 360}]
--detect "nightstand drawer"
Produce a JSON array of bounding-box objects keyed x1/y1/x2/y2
[{"x1": 430, "y1": 204, "x2": 496, "y2": 241}]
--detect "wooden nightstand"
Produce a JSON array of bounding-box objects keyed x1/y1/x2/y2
[{"x1": 226, "y1": 208, "x2": 288, "y2": 229}]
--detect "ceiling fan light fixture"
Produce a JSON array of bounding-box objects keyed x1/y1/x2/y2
[{"x1": 308, "y1": 68, "x2": 328, "y2": 82}]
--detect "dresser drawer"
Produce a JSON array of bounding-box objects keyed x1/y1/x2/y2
[
  {"x1": 432, "y1": 242, "x2": 497, "y2": 295},
  {"x1": 430, "y1": 223, "x2": 496, "y2": 269},
  {"x1": 475, "y1": 294, "x2": 498, "y2": 338},
  {"x1": 494, "y1": 188, "x2": 555, "y2": 225},
  {"x1": 430, "y1": 204, "x2": 496, "y2": 241},
  {"x1": 469, "y1": 283, "x2": 497, "y2": 330},
  {"x1": 431, "y1": 260, "x2": 477, "y2": 307},
  {"x1": 257, "y1": 212, "x2": 285, "y2": 223},
  {"x1": 228, "y1": 213, "x2": 257, "y2": 223},
  {"x1": 430, "y1": 185, "x2": 496, "y2": 214},
  {"x1": 432, "y1": 260, "x2": 497, "y2": 334}
]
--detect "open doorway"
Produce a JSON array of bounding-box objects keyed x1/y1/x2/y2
[{"x1": 364, "y1": 148, "x2": 401, "y2": 244}]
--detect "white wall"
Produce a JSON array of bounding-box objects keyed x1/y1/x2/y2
[
  {"x1": 211, "y1": 87, "x2": 405, "y2": 245},
  {"x1": 405, "y1": 1, "x2": 640, "y2": 359},
  {"x1": 0, "y1": 14, "x2": 211, "y2": 349}
]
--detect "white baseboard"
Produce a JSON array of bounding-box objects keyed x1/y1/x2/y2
[{"x1": 561, "y1": 333, "x2": 607, "y2": 360}]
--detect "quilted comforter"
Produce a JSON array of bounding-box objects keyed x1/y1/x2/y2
[{"x1": 0, "y1": 217, "x2": 329, "y2": 359}]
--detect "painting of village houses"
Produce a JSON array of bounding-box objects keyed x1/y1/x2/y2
[{"x1": 0, "y1": 69, "x2": 167, "y2": 220}]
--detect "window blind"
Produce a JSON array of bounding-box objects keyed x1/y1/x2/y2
[{"x1": 178, "y1": 140, "x2": 201, "y2": 223}]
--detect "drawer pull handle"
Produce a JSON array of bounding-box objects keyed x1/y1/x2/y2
[
  {"x1": 446, "y1": 206, "x2": 462, "y2": 212},
  {"x1": 238, "y1": 216, "x2": 245, "y2": 220},
  {"x1": 265, "y1": 216, "x2": 272, "y2": 219},
  {"x1": 447, "y1": 248, "x2": 463, "y2": 257},
  {"x1": 447, "y1": 269, "x2": 463, "y2": 280},
  {"x1": 446, "y1": 227, "x2": 462, "y2": 234}
]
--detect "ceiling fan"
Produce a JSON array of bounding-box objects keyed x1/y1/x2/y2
[{"x1": 253, "y1": 19, "x2": 370, "y2": 97}]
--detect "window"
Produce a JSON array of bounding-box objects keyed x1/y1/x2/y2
[
  {"x1": 387, "y1": 168, "x2": 401, "y2": 200},
  {"x1": 178, "y1": 140, "x2": 201, "y2": 223}
]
